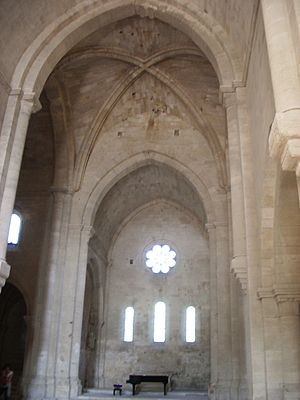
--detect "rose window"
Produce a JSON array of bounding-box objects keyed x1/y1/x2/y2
[{"x1": 145, "y1": 244, "x2": 176, "y2": 274}]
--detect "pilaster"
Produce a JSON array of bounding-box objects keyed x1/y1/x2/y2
[
  {"x1": 205, "y1": 222, "x2": 218, "y2": 396},
  {"x1": 206, "y1": 221, "x2": 233, "y2": 400},
  {"x1": 223, "y1": 92, "x2": 248, "y2": 294},
  {"x1": 231, "y1": 86, "x2": 267, "y2": 400},
  {"x1": 23, "y1": 188, "x2": 73, "y2": 400},
  {"x1": 54, "y1": 222, "x2": 93, "y2": 399}
]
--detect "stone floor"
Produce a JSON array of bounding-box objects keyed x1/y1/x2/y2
[{"x1": 78, "y1": 389, "x2": 208, "y2": 400}]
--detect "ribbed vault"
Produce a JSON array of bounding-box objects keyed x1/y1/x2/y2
[
  {"x1": 46, "y1": 16, "x2": 227, "y2": 191},
  {"x1": 91, "y1": 163, "x2": 206, "y2": 256}
]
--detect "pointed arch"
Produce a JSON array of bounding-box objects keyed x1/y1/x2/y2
[
  {"x1": 81, "y1": 151, "x2": 217, "y2": 230},
  {"x1": 11, "y1": 0, "x2": 240, "y2": 99}
]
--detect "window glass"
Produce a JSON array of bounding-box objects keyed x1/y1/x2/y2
[
  {"x1": 124, "y1": 307, "x2": 134, "y2": 342},
  {"x1": 8, "y1": 213, "x2": 21, "y2": 245},
  {"x1": 186, "y1": 306, "x2": 196, "y2": 343},
  {"x1": 146, "y1": 244, "x2": 176, "y2": 274},
  {"x1": 154, "y1": 301, "x2": 166, "y2": 342}
]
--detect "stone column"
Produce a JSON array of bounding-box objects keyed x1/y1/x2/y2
[
  {"x1": 205, "y1": 223, "x2": 218, "y2": 398},
  {"x1": 238, "y1": 294, "x2": 248, "y2": 400},
  {"x1": 88, "y1": 249, "x2": 107, "y2": 388},
  {"x1": 23, "y1": 188, "x2": 72, "y2": 400},
  {"x1": 223, "y1": 92, "x2": 247, "y2": 293},
  {"x1": 261, "y1": 0, "x2": 300, "y2": 113},
  {"x1": 261, "y1": 0, "x2": 300, "y2": 199},
  {"x1": 229, "y1": 276, "x2": 245, "y2": 400},
  {"x1": 54, "y1": 223, "x2": 92, "y2": 399},
  {"x1": 215, "y1": 221, "x2": 233, "y2": 400},
  {"x1": 234, "y1": 87, "x2": 267, "y2": 399},
  {"x1": 0, "y1": 91, "x2": 39, "y2": 291},
  {"x1": 21, "y1": 315, "x2": 35, "y2": 392},
  {"x1": 223, "y1": 90, "x2": 253, "y2": 397},
  {"x1": 206, "y1": 220, "x2": 233, "y2": 400},
  {"x1": 97, "y1": 260, "x2": 111, "y2": 389}
]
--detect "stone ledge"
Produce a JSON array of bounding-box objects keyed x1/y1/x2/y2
[
  {"x1": 257, "y1": 283, "x2": 300, "y2": 303},
  {"x1": 231, "y1": 256, "x2": 247, "y2": 294}
]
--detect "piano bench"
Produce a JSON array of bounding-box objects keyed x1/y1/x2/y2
[{"x1": 113, "y1": 384, "x2": 122, "y2": 396}]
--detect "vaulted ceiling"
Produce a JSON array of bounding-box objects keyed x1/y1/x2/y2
[
  {"x1": 92, "y1": 163, "x2": 206, "y2": 255},
  {"x1": 44, "y1": 16, "x2": 227, "y2": 190}
]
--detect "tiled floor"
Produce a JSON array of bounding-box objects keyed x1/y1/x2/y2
[{"x1": 78, "y1": 389, "x2": 208, "y2": 400}]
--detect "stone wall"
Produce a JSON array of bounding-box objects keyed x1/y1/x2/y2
[
  {"x1": 246, "y1": 5, "x2": 275, "y2": 224},
  {"x1": 102, "y1": 201, "x2": 210, "y2": 390},
  {"x1": 2, "y1": 2, "x2": 300, "y2": 400}
]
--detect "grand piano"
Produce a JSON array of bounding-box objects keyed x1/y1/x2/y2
[{"x1": 126, "y1": 374, "x2": 169, "y2": 395}]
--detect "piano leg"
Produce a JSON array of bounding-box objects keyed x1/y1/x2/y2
[
  {"x1": 132, "y1": 384, "x2": 136, "y2": 396},
  {"x1": 164, "y1": 383, "x2": 167, "y2": 395}
]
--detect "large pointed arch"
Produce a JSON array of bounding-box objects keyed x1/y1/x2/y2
[
  {"x1": 12, "y1": 0, "x2": 240, "y2": 98},
  {"x1": 0, "y1": 0, "x2": 238, "y2": 292},
  {"x1": 81, "y1": 150, "x2": 217, "y2": 230}
]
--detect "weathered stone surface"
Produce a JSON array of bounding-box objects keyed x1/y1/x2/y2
[{"x1": 1, "y1": 2, "x2": 300, "y2": 400}]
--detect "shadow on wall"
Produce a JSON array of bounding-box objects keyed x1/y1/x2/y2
[{"x1": 0, "y1": 283, "x2": 27, "y2": 400}]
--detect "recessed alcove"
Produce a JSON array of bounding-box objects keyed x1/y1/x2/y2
[{"x1": 81, "y1": 162, "x2": 210, "y2": 390}]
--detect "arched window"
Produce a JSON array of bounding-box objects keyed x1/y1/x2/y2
[
  {"x1": 186, "y1": 306, "x2": 196, "y2": 343},
  {"x1": 8, "y1": 213, "x2": 21, "y2": 245},
  {"x1": 154, "y1": 301, "x2": 166, "y2": 342},
  {"x1": 124, "y1": 307, "x2": 134, "y2": 342}
]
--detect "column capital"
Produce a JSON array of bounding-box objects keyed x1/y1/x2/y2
[
  {"x1": 269, "y1": 110, "x2": 300, "y2": 168},
  {"x1": 0, "y1": 258, "x2": 11, "y2": 293},
  {"x1": 269, "y1": 110, "x2": 300, "y2": 204}
]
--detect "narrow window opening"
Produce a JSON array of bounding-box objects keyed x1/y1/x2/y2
[
  {"x1": 186, "y1": 306, "x2": 196, "y2": 343},
  {"x1": 124, "y1": 307, "x2": 134, "y2": 342},
  {"x1": 8, "y1": 213, "x2": 21, "y2": 245},
  {"x1": 154, "y1": 301, "x2": 166, "y2": 342}
]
